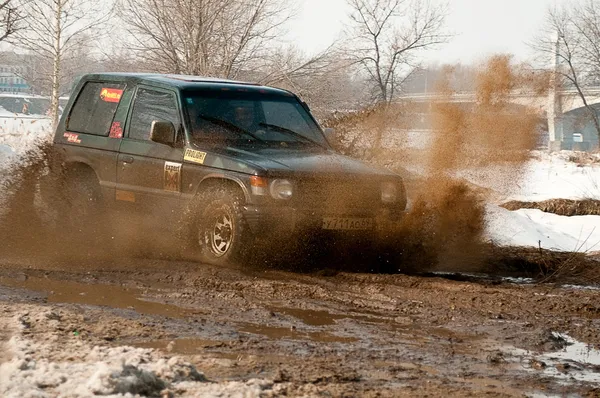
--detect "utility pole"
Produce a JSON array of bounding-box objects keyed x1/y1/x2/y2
[{"x1": 547, "y1": 32, "x2": 562, "y2": 151}]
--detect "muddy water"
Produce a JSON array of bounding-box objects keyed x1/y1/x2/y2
[
  {"x1": 239, "y1": 324, "x2": 358, "y2": 343},
  {"x1": 268, "y1": 306, "x2": 393, "y2": 326},
  {"x1": 0, "y1": 276, "x2": 192, "y2": 318},
  {"x1": 135, "y1": 338, "x2": 225, "y2": 355}
]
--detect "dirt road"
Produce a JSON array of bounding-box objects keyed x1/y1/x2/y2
[{"x1": 1, "y1": 255, "x2": 600, "y2": 397}]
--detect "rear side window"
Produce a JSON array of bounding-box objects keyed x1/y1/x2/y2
[
  {"x1": 128, "y1": 88, "x2": 181, "y2": 141},
  {"x1": 67, "y1": 82, "x2": 125, "y2": 136}
]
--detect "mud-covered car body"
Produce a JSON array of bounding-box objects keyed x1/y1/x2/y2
[{"x1": 48, "y1": 73, "x2": 407, "y2": 263}]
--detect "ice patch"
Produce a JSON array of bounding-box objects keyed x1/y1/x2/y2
[{"x1": 541, "y1": 333, "x2": 600, "y2": 366}]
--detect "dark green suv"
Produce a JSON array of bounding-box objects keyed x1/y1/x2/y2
[{"x1": 47, "y1": 73, "x2": 406, "y2": 265}]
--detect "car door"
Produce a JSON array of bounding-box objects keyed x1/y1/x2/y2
[{"x1": 116, "y1": 86, "x2": 185, "y2": 214}]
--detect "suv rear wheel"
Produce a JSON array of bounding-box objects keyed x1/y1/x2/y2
[
  {"x1": 56, "y1": 170, "x2": 106, "y2": 243},
  {"x1": 188, "y1": 186, "x2": 251, "y2": 266}
]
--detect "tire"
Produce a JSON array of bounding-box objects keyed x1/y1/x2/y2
[
  {"x1": 185, "y1": 186, "x2": 251, "y2": 267},
  {"x1": 57, "y1": 170, "x2": 106, "y2": 244}
]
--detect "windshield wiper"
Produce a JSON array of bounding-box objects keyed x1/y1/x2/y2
[
  {"x1": 259, "y1": 122, "x2": 326, "y2": 148},
  {"x1": 198, "y1": 114, "x2": 266, "y2": 143}
]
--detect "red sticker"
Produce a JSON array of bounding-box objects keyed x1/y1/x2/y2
[
  {"x1": 109, "y1": 121, "x2": 123, "y2": 138},
  {"x1": 100, "y1": 88, "x2": 123, "y2": 103},
  {"x1": 63, "y1": 132, "x2": 81, "y2": 143}
]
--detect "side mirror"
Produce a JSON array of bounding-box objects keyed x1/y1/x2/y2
[
  {"x1": 323, "y1": 127, "x2": 335, "y2": 141},
  {"x1": 150, "y1": 121, "x2": 176, "y2": 146}
]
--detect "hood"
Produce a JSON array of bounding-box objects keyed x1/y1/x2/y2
[{"x1": 210, "y1": 146, "x2": 397, "y2": 178}]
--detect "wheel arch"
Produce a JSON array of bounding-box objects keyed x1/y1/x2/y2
[
  {"x1": 62, "y1": 161, "x2": 101, "y2": 189},
  {"x1": 195, "y1": 175, "x2": 250, "y2": 203}
]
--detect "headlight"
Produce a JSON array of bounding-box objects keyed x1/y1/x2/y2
[
  {"x1": 381, "y1": 182, "x2": 398, "y2": 203},
  {"x1": 270, "y1": 179, "x2": 293, "y2": 200}
]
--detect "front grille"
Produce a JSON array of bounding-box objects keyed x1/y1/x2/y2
[{"x1": 294, "y1": 179, "x2": 380, "y2": 212}]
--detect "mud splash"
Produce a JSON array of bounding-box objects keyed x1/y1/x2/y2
[{"x1": 383, "y1": 56, "x2": 545, "y2": 273}]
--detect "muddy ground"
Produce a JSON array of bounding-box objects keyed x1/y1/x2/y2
[{"x1": 1, "y1": 252, "x2": 600, "y2": 397}]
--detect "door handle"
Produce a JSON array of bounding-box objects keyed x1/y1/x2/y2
[{"x1": 122, "y1": 156, "x2": 134, "y2": 164}]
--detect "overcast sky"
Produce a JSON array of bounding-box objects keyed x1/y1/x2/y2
[{"x1": 288, "y1": 0, "x2": 571, "y2": 65}]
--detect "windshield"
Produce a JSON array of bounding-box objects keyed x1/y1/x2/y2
[{"x1": 183, "y1": 90, "x2": 328, "y2": 148}]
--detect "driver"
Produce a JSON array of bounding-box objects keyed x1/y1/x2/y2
[{"x1": 232, "y1": 106, "x2": 255, "y2": 131}]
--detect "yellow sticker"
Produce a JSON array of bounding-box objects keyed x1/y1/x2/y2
[{"x1": 184, "y1": 148, "x2": 207, "y2": 164}]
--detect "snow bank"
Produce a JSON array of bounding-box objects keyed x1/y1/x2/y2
[
  {"x1": 485, "y1": 205, "x2": 600, "y2": 252},
  {"x1": 0, "y1": 333, "x2": 276, "y2": 398},
  {"x1": 479, "y1": 151, "x2": 600, "y2": 251}
]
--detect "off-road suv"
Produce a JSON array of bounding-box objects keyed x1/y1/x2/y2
[{"x1": 45, "y1": 73, "x2": 407, "y2": 265}]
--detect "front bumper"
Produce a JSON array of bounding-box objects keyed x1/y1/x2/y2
[{"x1": 243, "y1": 204, "x2": 404, "y2": 235}]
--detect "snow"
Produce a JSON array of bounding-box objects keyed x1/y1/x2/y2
[
  {"x1": 478, "y1": 151, "x2": 600, "y2": 251},
  {"x1": 0, "y1": 115, "x2": 52, "y2": 155},
  {"x1": 0, "y1": 330, "x2": 277, "y2": 398},
  {"x1": 0, "y1": 114, "x2": 53, "y2": 219},
  {"x1": 509, "y1": 151, "x2": 600, "y2": 201},
  {"x1": 485, "y1": 205, "x2": 600, "y2": 252}
]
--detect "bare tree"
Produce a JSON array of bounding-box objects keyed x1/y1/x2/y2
[
  {"x1": 345, "y1": 0, "x2": 449, "y2": 104},
  {"x1": 13, "y1": 0, "x2": 114, "y2": 127},
  {"x1": 118, "y1": 0, "x2": 292, "y2": 78},
  {"x1": 0, "y1": 0, "x2": 21, "y2": 42},
  {"x1": 252, "y1": 45, "x2": 368, "y2": 116},
  {"x1": 534, "y1": 1, "x2": 600, "y2": 142}
]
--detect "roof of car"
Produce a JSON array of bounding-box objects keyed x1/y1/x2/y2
[{"x1": 79, "y1": 73, "x2": 294, "y2": 96}]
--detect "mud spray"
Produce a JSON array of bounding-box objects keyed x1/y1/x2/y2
[
  {"x1": 326, "y1": 55, "x2": 544, "y2": 273},
  {"x1": 394, "y1": 55, "x2": 542, "y2": 272}
]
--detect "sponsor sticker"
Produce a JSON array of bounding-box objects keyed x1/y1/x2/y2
[
  {"x1": 184, "y1": 148, "x2": 207, "y2": 164},
  {"x1": 100, "y1": 88, "x2": 123, "y2": 103},
  {"x1": 63, "y1": 132, "x2": 81, "y2": 143},
  {"x1": 164, "y1": 161, "x2": 182, "y2": 192},
  {"x1": 109, "y1": 121, "x2": 123, "y2": 138}
]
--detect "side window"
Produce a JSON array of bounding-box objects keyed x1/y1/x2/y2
[
  {"x1": 128, "y1": 88, "x2": 181, "y2": 141},
  {"x1": 67, "y1": 82, "x2": 125, "y2": 136}
]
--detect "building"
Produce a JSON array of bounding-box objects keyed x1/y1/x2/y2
[{"x1": 0, "y1": 64, "x2": 30, "y2": 93}]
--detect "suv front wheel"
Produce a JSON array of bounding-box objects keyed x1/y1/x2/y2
[{"x1": 189, "y1": 186, "x2": 251, "y2": 266}]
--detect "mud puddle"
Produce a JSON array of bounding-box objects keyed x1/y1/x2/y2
[
  {"x1": 0, "y1": 276, "x2": 197, "y2": 318},
  {"x1": 239, "y1": 324, "x2": 358, "y2": 343},
  {"x1": 269, "y1": 305, "x2": 393, "y2": 326},
  {"x1": 542, "y1": 333, "x2": 600, "y2": 366},
  {"x1": 502, "y1": 332, "x2": 600, "y2": 385},
  {"x1": 135, "y1": 338, "x2": 226, "y2": 355}
]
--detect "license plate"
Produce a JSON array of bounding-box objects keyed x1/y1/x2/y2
[{"x1": 322, "y1": 217, "x2": 373, "y2": 231}]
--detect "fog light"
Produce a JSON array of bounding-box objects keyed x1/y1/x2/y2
[
  {"x1": 270, "y1": 179, "x2": 293, "y2": 200},
  {"x1": 381, "y1": 182, "x2": 398, "y2": 203}
]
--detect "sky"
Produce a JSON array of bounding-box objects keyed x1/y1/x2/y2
[{"x1": 288, "y1": 0, "x2": 571, "y2": 65}]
